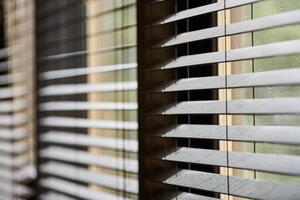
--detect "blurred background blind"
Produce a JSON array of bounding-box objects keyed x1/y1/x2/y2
[
  {"x1": 0, "y1": 0, "x2": 36, "y2": 199},
  {"x1": 36, "y1": 0, "x2": 138, "y2": 199}
]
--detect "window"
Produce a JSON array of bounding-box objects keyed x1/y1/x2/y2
[
  {"x1": 227, "y1": 0, "x2": 300, "y2": 193},
  {"x1": 0, "y1": 0, "x2": 36, "y2": 198},
  {"x1": 36, "y1": 0, "x2": 138, "y2": 199},
  {"x1": 138, "y1": 0, "x2": 300, "y2": 199},
  {"x1": 1, "y1": 0, "x2": 300, "y2": 199}
]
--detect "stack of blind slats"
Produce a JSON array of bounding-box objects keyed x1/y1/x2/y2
[
  {"x1": 0, "y1": 0, "x2": 35, "y2": 199},
  {"x1": 37, "y1": 0, "x2": 138, "y2": 199},
  {"x1": 139, "y1": 0, "x2": 300, "y2": 199}
]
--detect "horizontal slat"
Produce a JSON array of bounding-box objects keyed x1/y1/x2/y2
[
  {"x1": 1, "y1": 59, "x2": 22, "y2": 69},
  {"x1": 160, "y1": 0, "x2": 260, "y2": 24},
  {"x1": 0, "y1": 75, "x2": 11, "y2": 85},
  {"x1": 164, "y1": 170, "x2": 300, "y2": 199},
  {"x1": 162, "y1": 124, "x2": 300, "y2": 145},
  {"x1": 145, "y1": 0, "x2": 164, "y2": 6},
  {"x1": 0, "y1": 61, "x2": 9, "y2": 72},
  {"x1": 39, "y1": 81, "x2": 137, "y2": 96},
  {"x1": 0, "y1": 73, "x2": 26, "y2": 85},
  {"x1": 163, "y1": 147, "x2": 300, "y2": 175},
  {"x1": 41, "y1": 192, "x2": 76, "y2": 200},
  {"x1": 160, "y1": 39, "x2": 300, "y2": 69},
  {"x1": 40, "y1": 101, "x2": 137, "y2": 111},
  {"x1": 0, "y1": 179, "x2": 32, "y2": 197},
  {"x1": 40, "y1": 131, "x2": 138, "y2": 152},
  {"x1": 40, "y1": 146, "x2": 138, "y2": 172},
  {"x1": 159, "y1": 67, "x2": 300, "y2": 92},
  {"x1": 0, "y1": 141, "x2": 28, "y2": 153},
  {"x1": 41, "y1": 43, "x2": 136, "y2": 61},
  {"x1": 0, "y1": 193, "x2": 24, "y2": 200},
  {"x1": 0, "y1": 154, "x2": 28, "y2": 167},
  {"x1": 0, "y1": 48, "x2": 8, "y2": 59},
  {"x1": 161, "y1": 97, "x2": 300, "y2": 115},
  {"x1": 40, "y1": 63, "x2": 137, "y2": 80},
  {"x1": 40, "y1": 117, "x2": 138, "y2": 131},
  {"x1": 0, "y1": 114, "x2": 28, "y2": 126},
  {"x1": 40, "y1": 178, "x2": 123, "y2": 200},
  {"x1": 0, "y1": 86, "x2": 28, "y2": 99},
  {"x1": 163, "y1": 10, "x2": 300, "y2": 46},
  {"x1": 0, "y1": 165, "x2": 35, "y2": 181},
  {"x1": 41, "y1": 161, "x2": 138, "y2": 194},
  {"x1": 0, "y1": 128, "x2": 28, "y2": 140},
  {"x1": 0, "y1": 99, "x2": 28, "y2": 112},
  {"x1": 173, "y1": 193, "x2": 219, "y2": 200}
]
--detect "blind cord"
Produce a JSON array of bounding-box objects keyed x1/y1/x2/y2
[{"x1": 223, "y1": 0, "x2": 230, "y2": 198}]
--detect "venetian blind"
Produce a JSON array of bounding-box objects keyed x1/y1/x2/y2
[
  {"x1": 0, "y1": 0, "x2": 36, "y2": 199},
  {"x1": 36, "y1": 0, "x2": 138, "y2": 199},
  {"x1": 138, "y1": 0, "x2": 300, "y2": 199}
]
